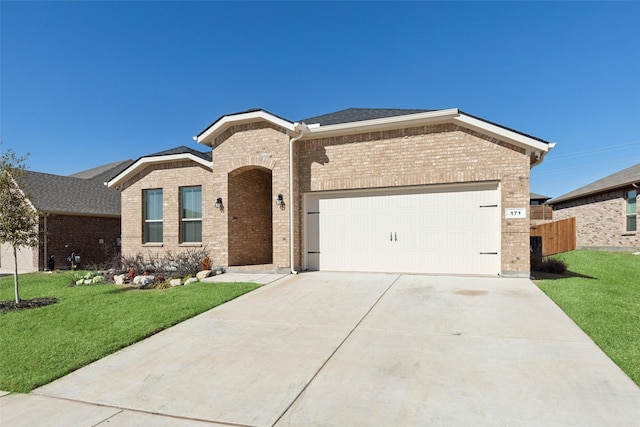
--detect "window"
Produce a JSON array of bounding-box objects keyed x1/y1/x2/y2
[
  {"x1": 626, "y1": 189, "x2": 637, "y2": 232},
  {"x1": 181, "y1": 186, "x2": 202, "y2": 242},
  {"x1": 143, "y1": 189, "x2": 163, "y2": 243}
]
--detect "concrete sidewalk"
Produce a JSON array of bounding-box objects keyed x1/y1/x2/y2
[
  {"x1": 202, "y1": 271, "x2": 288, "y2": 285},
  {"x1": 1, "y1": 273, "x2": 639, "y2": 426}
]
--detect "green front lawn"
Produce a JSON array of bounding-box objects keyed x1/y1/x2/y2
[
  {"x1": 536, "y1": 250, "x2": 640, "y2": 386},
  {"x1": 0, "y1": 272, "x2": 258, "y2": 393}
]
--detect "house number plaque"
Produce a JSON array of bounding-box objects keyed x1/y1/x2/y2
[{"x1": 504, "y1": 208, "x2": 527, "y2": 219}]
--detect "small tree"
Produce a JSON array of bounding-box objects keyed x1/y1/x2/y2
[{"x1": 0, "y1": 148, "x2": 39, "y2": 303}]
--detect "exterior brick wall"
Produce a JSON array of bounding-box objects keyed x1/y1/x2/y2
[
  {"x1": 228, "y1": 167, "x2": 273, "y2": 265},
  {"x1": 118, "y1": 120, "x2": 535, "y2": 275},
  {"x1": 38, "y1": 214, "x2": 121, "y2": 270},
  {"x1": 553, "y1": 189, "x2": 639, "y2": 250},
  {"x1": 297, "y1": 123, "x2": 532, "y2": 275},
  {"x1": 209, "y1": 122, "x2": 291, "y2": 269},
  {"x1": 119, "y1": 161, "x2": 215, "y2": 261}
]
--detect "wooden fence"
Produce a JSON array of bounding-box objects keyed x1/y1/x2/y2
[
  {"x1": 530, "y1": 217, "x2": 576, "y2": 256},
  {"x1": 530, "y1": 205, "x2": 553, "y2": 221}
]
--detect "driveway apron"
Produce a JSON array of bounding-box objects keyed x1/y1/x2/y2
[{"x1": 5, "y1": 272, "x2": 639, "y2": 426}]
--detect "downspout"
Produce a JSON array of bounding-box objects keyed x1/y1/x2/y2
[{"x1": 289, "y1": 123, "x2": 309, "y2": 274}]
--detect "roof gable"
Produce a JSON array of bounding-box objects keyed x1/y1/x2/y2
[
  {"x1": 193, "y1": 107, "x2": 553, "y2": 166},
  {"x1": 195, "y1": 109, "x2": 295, "y2": 146},
  {"x1": 550, "y1": 163, "x2": 640, "y2": 204},
  {"x1": 107, "y1": 146, "x2": 212, "y2": 188},
  {"x1": 146, "y1": 145, "x2": 212, "y2": 162}
]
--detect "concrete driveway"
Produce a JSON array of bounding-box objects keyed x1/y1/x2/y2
[{"x1": 2, "y1": 273, "x2": 639, "y2": 426}]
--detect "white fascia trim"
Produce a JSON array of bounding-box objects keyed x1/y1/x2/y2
[
  {"x1": 300, "y1": 109, "x2": 461, "y2": 139},
  {"x1": 195, "y1": 110, "x2": 296, "y2": 146},
  {"x1": 107, "y1": 154, "x2": 212, "y2": 188},
  {"x1": 453, "y1": 114, "x2": 550, "y2": 153}
]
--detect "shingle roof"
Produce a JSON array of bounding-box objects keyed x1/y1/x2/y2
[
  {"x1": 298, "y1": 108, "x2": 551, "y2": 145},
  {"x1": 530, "y1": 193, "x2": 551, "y2": 201},
  {"x1": 549, "y1": 163, "x2": 640, "y2": 204},
  {"x1": 69, "y1": 160, "x2": 133, "y2": 179},
  {"x1": 459, "y1": 110, "x2": 551, "y2": 144},
  {"x1": 21, "y1": 160, "x2": 134, "y2": 216},
  {"x1": 300, "y1": 108, "x2": 433, "y2": 126},
  {"x1": 145, "y1": 145, "x2": 212, "y2": 162}
]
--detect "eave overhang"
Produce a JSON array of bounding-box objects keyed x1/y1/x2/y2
[
  {"x1": 297, "y1": 109, "x2": 553, "y2": 166},
  {"x1": 195, "y1": 110, "x2": 296, "y2": 147},
  {"x1": 107, "y1": 153, "x2": 212, "y2": 188},
  {"x1": 194, "y1": 108, "x2": 554, "y2": 168},
  {"x1": 299, "y1": 108, "x2": 461, "y2": 139}
]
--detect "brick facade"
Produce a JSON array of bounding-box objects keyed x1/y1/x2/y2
[
  {"x1": 119, "y1": 161, "x2": 215, "y2": 260},
  {"x1": 210, "y1": 122, "x2": 291, "y2": 269},
  {"x1": 118, "y1": 117, "x2": 536, "y2": 275},
  {"x1": 228, "y1": 167, "x2": 273, "y2": 265},
  {"x1": 296, "y1": 123, "x2": 531, "y2": 274},
  {"x1": 553, "y1": 188, "x2": 639, "y2": 251},
  {"x1": 38, "y1": 214, "x2": 121, "y2": 270}
]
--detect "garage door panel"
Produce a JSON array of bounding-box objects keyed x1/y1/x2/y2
[{"x1": 305, "y1": 184, "x2": 500, "y2": 275}]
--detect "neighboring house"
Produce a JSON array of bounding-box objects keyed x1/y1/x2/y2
[
  {"x1": 108, "y1": 108, "x2": 554, "y2": 277},
  {"x1": 549, "y1": 163, "x2": 639, "y2": 251},
  {"x1": 530, "y1": 193, "x2": 551, "y2": 205},
  {"x1": 0, "y1": 160, "x2": 133, "y2": 272}
]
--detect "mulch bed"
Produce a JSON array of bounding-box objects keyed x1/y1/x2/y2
[{"x1": 0, "y1": 298, "x2": 58, "y2": 314}]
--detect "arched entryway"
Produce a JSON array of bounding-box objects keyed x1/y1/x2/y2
[{"x1": 227, "y1": 166, "x2": 273, "y2": 266}]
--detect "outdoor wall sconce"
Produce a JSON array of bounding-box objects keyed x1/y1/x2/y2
[
  {"x1": 215, "y1": 197, "x2": 223, "y2": 210},
  {"x1": 276, "y1": 194, "x2": 284, "y2": 205}
]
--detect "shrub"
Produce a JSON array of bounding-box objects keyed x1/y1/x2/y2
[
  {"x1": 154, "y1": 281, "x2": 172, "y2": 290},
  {"x1": 536, "y1": 257, "x2": 568, "y2": 274},
  {"x1": 119, "y1": 248, "x2": 211, "y2": 279}
]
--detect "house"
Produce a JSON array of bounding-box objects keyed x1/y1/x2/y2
[
  {"x1": 0, "y1": 160, "x2": 133, "y2": 272},
  {"x1": 530, "y1": 193, "x2": 551, "y2": 205},
  {"x1": 549, "y1": 163, "x2": 639, "y2": 251},
  {"x1": 107, "y1": 108, "x2": 554, "y2": 277}
]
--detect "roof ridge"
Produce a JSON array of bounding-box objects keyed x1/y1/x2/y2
[
  {"x1": 69, "y1": 159, "x2": 134, "y2": 179},
  {"x1": 299, "y1": 107, "x2": 435, "y2": 126}
]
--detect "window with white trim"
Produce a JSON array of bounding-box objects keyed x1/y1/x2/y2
[
  {"x1": 181, "y1": 186, "x2": 202, "y2": 243},
  {"x1": 626, "y1": 189, "x2": 637, "y2": 232},
  {"x1": 143, "y1": 189, "x2": 163, "y2": 243}
]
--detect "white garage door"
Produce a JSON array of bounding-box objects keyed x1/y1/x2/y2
[{"x1": 304, "y1": 183, "x2": 500, "y2": 275}]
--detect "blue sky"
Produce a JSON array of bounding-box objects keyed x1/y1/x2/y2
[{"x1": 2, "y1": 1, "x2": 639, "y2": 198}]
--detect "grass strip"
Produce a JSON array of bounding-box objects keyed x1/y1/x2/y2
[
  {"x1": 0, "y1": 272, "x2": 258, "y2": 392},
  {"x1": 536, "y1": 250, "x2": 639, "y2": 387}
]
